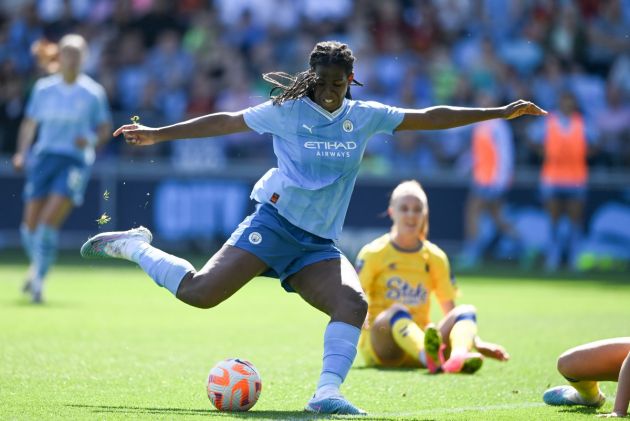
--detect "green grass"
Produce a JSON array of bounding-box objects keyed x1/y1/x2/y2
[{"x1": 1, "y1": 255, "x2": 629, "y2": 420}]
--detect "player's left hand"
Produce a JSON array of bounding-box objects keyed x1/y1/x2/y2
[
  {"x1": 597, "y1": 412, "x2": 625, "y2": 418},
  {"x1": 502, "y1": 100, "x2": 547, "y2": 120},
  {"x1": 75, "y1": 137, "x2": 89, "y2": 149},
  {"x1": 474, "y1": 339, "x2": 510, "y2": 361}
]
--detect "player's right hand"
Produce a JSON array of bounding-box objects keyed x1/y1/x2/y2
[
  {"x1": 113, "y1": 124, "x2": 158, "y2": 146},
  {"x1": 12, "y1": 153, "x2": 25, "y2": 172}
]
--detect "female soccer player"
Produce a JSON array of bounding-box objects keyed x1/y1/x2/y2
[
  {"x1": 12, "y1": 34, "x2": 111, "y2": 303},
  {"x1": 356, "y1": 180, "x2": 510, "y2": 374},
  {"x1": 81, "y1": 41, "x2": 543, "y2": 414},
  {"x1": 543, "y1": 337, "x2": 630, "y2": 418}
]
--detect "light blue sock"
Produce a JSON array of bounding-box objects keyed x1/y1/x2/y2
[
  {"x1": 33, "y1": 224, "x2": 59, "y2": 280},
  {"x1": 20, "y1": 223, "x2": 34, "y2": 261},
  {"x1": 316, "y1": 321, "x2": 360, "y2": 392},
  {"x1": 131, "y1": 243, "x2": 194, "y2": 296}
]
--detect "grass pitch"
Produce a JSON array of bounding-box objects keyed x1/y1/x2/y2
[{"x1": 1, "y1": 254, "x2": 629, "y2": 420}]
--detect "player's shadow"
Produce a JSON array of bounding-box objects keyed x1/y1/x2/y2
[
  {"x1": 557, "y1": 406, "x2": 601, "y2": 415},
  {"x1": 354, "y1": 366, "x2": 439, "y2": 376},
  {"x1": 66, "y1": 404, "x2": 392, "y2": 419},
  {"x1": 11, "y1": 299, "x2": 76, "y2": 308}
]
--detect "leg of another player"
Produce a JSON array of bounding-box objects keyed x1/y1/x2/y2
[
  {"x1": 544, "y1": 338, "x2": 630, "y2": 408},
  {"x1": 464, "y1": 195, "x2": 482, "y2": 244},
  {"x1": 544, "y1": 197, "x2": 563, "y2": 272},
  {"x1": 460, "y1": 194, "x2": 484, "y2": 268},
  {"x1": 287, "y1": 256, "x2": 368, "y2": 415},
  {"x1": 30, "y1": 194, "x2": 73, "y2": 303},
  {"x1": 368, "y1": 303, "x2": 441, "y2": 371},
  {"x1": 370, "y1": 304, "x2": 417, "y2": 364},
  {"x1": 565, "y1": 198, "x2": 584, "y2": 270},
  {"x1": 437, "y1": 304, "x2": 483, "y2": 373},
  {"x1": 487, "y1": 198, "x2": 519, "y2": 240},
  {"x1": 81, "y1": 224, "x2": 268, "y2": 308},
  {"x1": 20, "y1": 198, "x2": 45, "y2": 293}
]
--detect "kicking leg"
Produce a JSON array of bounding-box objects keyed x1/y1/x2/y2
[
  {"x1": 287, "y1": 257, "x2": 367, "y2": 415},
  {"x1": 81, "y1": 227, "x2": 268, "y2": 308},
  {"x1": 544, "y1": 338, "x2": 630, "y2": 408}
]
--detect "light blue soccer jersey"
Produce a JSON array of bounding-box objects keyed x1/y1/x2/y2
[
  {"x1": 243, "y1": 97, "x2": 405, "y2": 239},
  {"x1": 26, "y1": 74, "x2": 111, "y2": 165}
]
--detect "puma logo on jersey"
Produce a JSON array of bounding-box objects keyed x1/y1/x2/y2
[{"x1": 302, "y1": 124, "x2": 314, "y2": 134}]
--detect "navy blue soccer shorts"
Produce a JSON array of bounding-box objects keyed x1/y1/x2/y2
[
  {"x1": 225, "y1": 203, "x2": 343, "y2": 292},
  {"x1": 23, "y1": 153, "x2": 90, "y2": 206},
  {"x1": 540, "y1": 183, "x2": 586, "y2": 202}
]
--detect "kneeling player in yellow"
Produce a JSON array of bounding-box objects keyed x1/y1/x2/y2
[{"x1": 355, "y1": 180, "x2": 509, "y2": 373}]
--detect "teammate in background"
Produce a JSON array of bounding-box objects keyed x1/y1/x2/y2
[
  {"x1": 543, "y1": 337, "x2": 630, "y2": 418},
  {"x1": 459, "y1": 92, "x2": 518, "y2": 269},
  {"x1": 356, "y1": 180, "x2": 510, "y2": 373},
  {"x1": 528, "y1": 91, "x2": 596, "y2": 271},
  {"x1": 12, "y1": 34, "x2": 112, "y2": 303},
  {"x1": 80, "y1": 41, "x2": 543, "y2": 415}
]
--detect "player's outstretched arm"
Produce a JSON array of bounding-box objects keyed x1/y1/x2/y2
[
  {"x1": 598, "y1": 351, "x2": 630, "y2": 418},
  {"x1": 396, "y1": 99, "x2": 547, "y2": 131},
  {"x1": 113, "y1": 111, "x2": 251, "y2": 146}
]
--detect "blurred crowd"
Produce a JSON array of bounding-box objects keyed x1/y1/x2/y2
[{"x1": 1, "y1": 0, "x2": 630, "y2": 174}]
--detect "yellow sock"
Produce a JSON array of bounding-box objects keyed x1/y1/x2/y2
[
  {"x1": 569, "y1": 380, "x2": 601, "y2": 401},
  {"x1": 449, "y1": 319, "x2": 478, "y2": 355},
  {"x1": 391, "y1": 317, "x2": 425, "y2": 358}
]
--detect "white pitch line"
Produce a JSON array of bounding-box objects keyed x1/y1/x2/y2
[{"x1": 369, "y1": 401, "x2": 546, "y2": 418}]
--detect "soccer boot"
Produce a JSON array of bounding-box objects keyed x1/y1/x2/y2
[
  {"x1": 423, "y1": 324, "x2": 444, "y2": 374},
  {"x1": 442, "y1": 351, "x2": 484, "y2": 374},
  {"x1": 31, "y1": 288, "x2": 43, "y2": 304},
  {"x1": 30, "y1": 277, "x2": 44, "y2": 304},
  {"x1": 80, "y1": 226, "x2": 152, "y2": 260},
  {"x1": 305, "y1": 393, "x2": 367, "y2": 415},
  {"x1": 21, "y1": 279, "x2": 31, "y2": 294},
  {"x1": 543, "y1": 385, "x2": 606, "y2": 408},
  {"x1": 21, "y1": 264, "x2": 36, "y2": 294}
]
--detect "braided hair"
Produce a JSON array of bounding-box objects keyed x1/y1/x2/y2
[{"x1": 263, "y1": 41, "x2": 363, "y2": 105}]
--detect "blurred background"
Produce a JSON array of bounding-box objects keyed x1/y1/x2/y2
[{"x1": 1, "y1": 0, "x2": 629, "y2": 272}]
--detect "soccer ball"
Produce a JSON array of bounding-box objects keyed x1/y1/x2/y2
[{"x1": 206, "y1": 358, "x2": 262, "y2": 411}]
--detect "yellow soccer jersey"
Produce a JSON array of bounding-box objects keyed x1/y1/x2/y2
[{"x1": 356, "y1": 233, "x2": 458, "y2": 330}]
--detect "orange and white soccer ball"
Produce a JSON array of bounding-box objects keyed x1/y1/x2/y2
[{"x1": 206, "y1": 358, "x2": 262, "y2": 411}]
